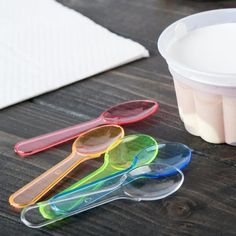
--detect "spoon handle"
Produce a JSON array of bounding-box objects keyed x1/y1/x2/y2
[
  {"x1": 14, "y1": 117, "x2": 104, "y2": 157},
  {"x1": 63, "y1": 164, "x2": 120, "y2": 193},
  {"x1": 9, "y1": 153, "x2": 88, "y2": 208},
  {"x1": 38, "y1": 165, "x2": 123, "y2": 219},
  {"x1": 21, "y1": 182, "x2": 125, "y2": 228}
]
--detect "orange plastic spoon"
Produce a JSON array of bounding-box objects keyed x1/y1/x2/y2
[{"x1": 9, "y1": 125, "x2": 124, "y2": 208}]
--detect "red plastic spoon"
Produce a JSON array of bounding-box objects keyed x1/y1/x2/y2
[{"x1": 15, "y1": 100, "x2": 158, "y2": 157}]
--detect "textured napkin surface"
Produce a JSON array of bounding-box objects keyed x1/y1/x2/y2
[{"x1": 0, "y1": 0, "x2": 149, "y2": 109}]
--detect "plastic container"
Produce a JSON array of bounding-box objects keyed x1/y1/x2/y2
[{"x1": 158, "y1": 9, "x2": 236, "y2": 146}]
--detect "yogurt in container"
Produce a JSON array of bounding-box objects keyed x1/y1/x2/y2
[{"x1": 158, "y1": 9, "x2": 236, "y2": 145}]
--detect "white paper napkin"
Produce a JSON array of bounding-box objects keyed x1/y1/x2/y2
[{"x1": 0, "y1": 0, "x2": 149, "y2": 109}]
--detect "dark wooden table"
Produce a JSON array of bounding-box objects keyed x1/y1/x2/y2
[{"x1": 0, "y1": 1, "x2": 236, "y2": 235}]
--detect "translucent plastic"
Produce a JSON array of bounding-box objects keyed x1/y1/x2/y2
[
  {"x1": 21, "y1": 163, "x2": 184, "y2": 228},
  {"x1": 158, "y1": 9, "x2": 236, "y2": 145},
  {"x1": 39, "y1": 142, "x2": 191, "y2": 219},
  {"x1": 148, "y1": 143, "x2": 192, "y2": 172},
  {"x1": 14, "y1": 100, "x2": 158, "y2": 156},
  {"x1": 39, "y1": 134, "x2": 158, "y2": 219},
  {"x1": 9, "y1": 125, "x2": 124, "y2": 208}
]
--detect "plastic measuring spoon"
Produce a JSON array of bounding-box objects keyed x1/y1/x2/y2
[
  {"x1": 39, "y1": 134, "x2": 158, "y2": 219},
  {"x1": 15, "y1": 100, "x2": 158, "y2": 156},
  {"x1": 40, "y1": 141, "x2": 191, "y2": 219},
  {"x1": 21, "y1": 163, "x2": 184, "y2": 228},
  {"x1": 9, "y1": 125, "x2": 124, "y2": 208}
]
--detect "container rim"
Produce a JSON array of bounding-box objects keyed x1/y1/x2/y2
[{"x1": 157, "y1": 8, "x2": 236, "y2": 88}]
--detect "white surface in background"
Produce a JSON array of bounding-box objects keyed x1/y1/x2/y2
[{"x1": 0, "y1": 0, "x2": 149, "y2": 109}]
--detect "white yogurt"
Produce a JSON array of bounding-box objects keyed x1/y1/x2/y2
[{"x1": 168, "y1": 23, "x2": 236, "y2": 74}]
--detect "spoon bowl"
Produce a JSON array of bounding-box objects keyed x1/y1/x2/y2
[
  {"x1": 123, "y1": 163, "x2": 184, "y2": 201},
  {"x1": 73, "y1": 125, "x2": 124, "y2": 156},
  {"x1": 102, "y1": 100, "x2": 158, "y2": 124},
  {"x1": 135, "y1": 142, "x2": 192, "y2": 176}
]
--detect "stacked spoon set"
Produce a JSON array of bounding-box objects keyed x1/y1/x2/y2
[{"x1": 9, "y1": 100, "x2": 192, "y2": 228}]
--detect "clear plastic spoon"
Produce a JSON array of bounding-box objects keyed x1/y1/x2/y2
[
  {"x1": 21, "y1": 163, "x2": 184, "y2": 228},
  {"x1": 15, "y1": 100, "x2": 158, "y2": 156},
  {"x1": 39, "y1": 134, "x2": 158, "y2": 219},
  {"x1": 9, "y1": 125, "x2": 124, "y2": 208}
]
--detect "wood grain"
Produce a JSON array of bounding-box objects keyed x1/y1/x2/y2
[{"x1": 0, "y1": 0, "x2": 235, "y2": 235}]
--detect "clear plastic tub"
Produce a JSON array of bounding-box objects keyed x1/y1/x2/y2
[{"x1": 158, "y1": 9, "x2": 236, "y2": 145}]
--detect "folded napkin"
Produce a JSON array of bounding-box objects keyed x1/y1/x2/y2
[{"x1": 0, "y1": 0, "x2": 149, "y2": 109}]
